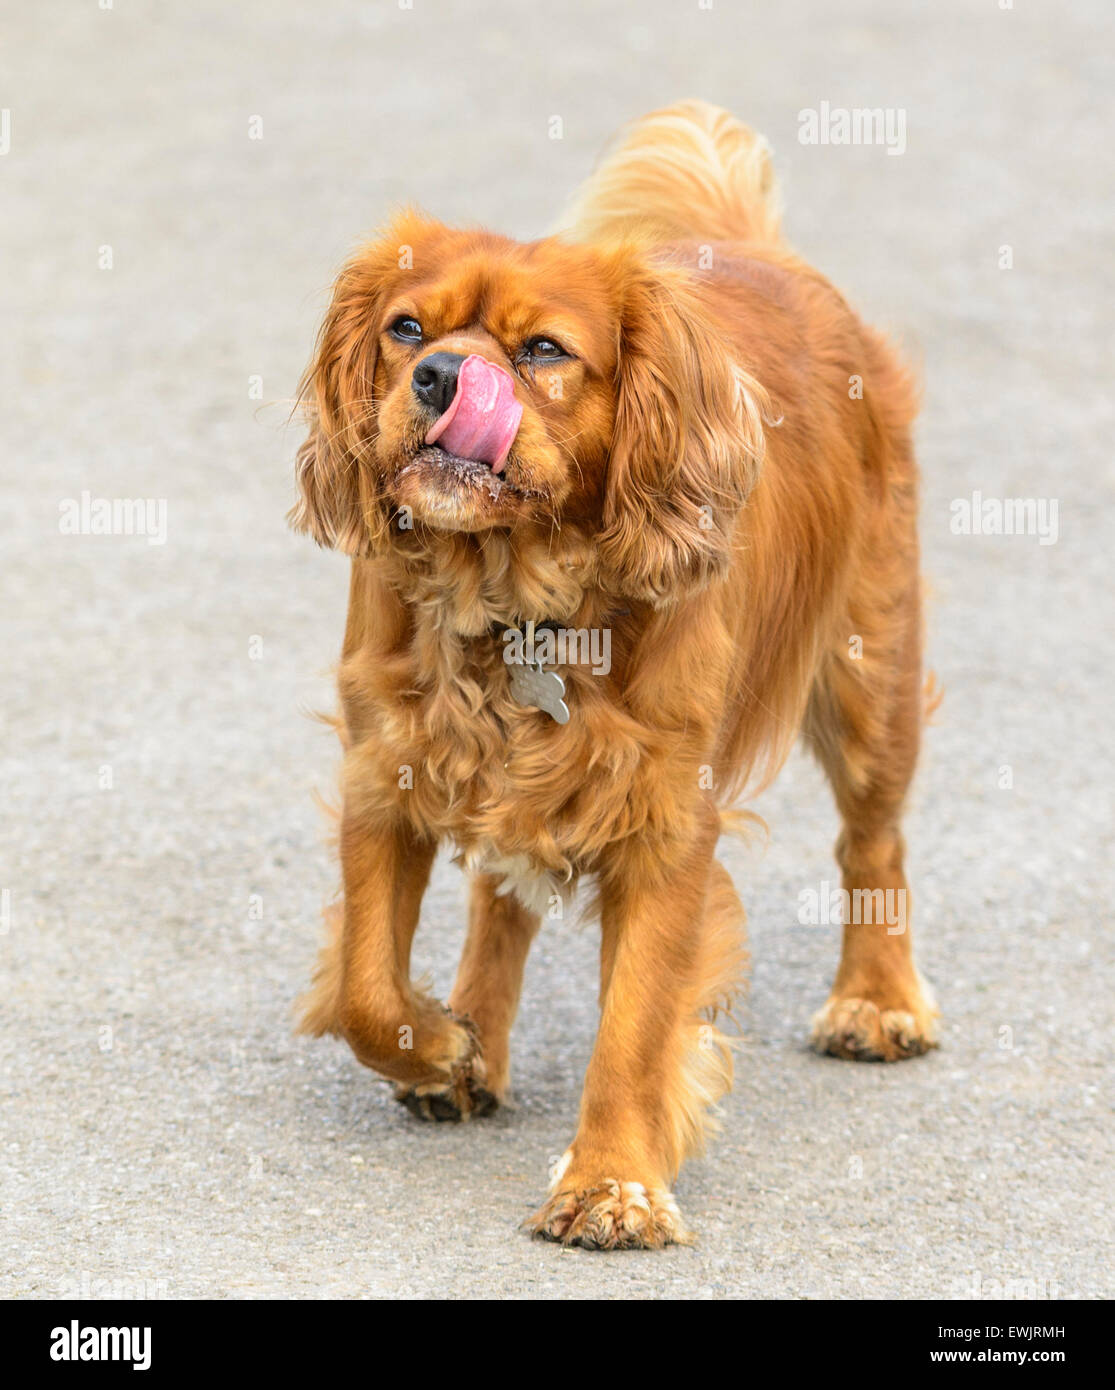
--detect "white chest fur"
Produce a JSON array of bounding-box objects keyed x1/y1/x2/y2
[{"x1": 458, "y1": 841, "x2": 574, "y2": 918}]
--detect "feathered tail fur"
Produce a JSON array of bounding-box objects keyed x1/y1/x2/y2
[{"x1": 561, "y1": 99, "x2": 783, "y2": 249}]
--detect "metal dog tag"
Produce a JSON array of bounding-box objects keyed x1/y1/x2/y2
[{"x1": 508, "y1": 659, "x2": 570, "y2": 724}]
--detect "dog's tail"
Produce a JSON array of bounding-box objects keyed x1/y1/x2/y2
[{"x1": 561, "y1": 100, "x2": 782, "y2": 249}]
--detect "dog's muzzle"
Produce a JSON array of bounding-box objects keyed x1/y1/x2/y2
[{"x1": 419, "y1": 353, "x2": 523, "y2": 473}]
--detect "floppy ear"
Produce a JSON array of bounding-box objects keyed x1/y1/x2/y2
[
  {"x1": 289, "y1": 248, "x2": 395, "y2": 557},
  {"x1": 598, "y1": 261, "x2": 769, "y2": 605}
]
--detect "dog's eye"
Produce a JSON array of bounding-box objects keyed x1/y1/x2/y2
[
  {"x1": 524, "y1": 336, "x2": 568, "y2": 362},
  {"x1": 390, "y1": 316, "x2": 423, "y2": 343}
]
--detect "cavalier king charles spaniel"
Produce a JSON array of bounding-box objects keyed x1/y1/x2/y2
[{"x1": 291, "y1": 101, "x2": 938, "y2": 1249}]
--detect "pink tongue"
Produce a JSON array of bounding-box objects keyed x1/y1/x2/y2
[{"x1": 424, "y1": 354, "x2": 523, "y2": 474}]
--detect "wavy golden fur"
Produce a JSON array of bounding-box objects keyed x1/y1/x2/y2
[{"x1": 291, "y1": 100, "x2": 938, "y2": 1250}]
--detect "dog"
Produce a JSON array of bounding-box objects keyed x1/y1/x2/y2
[{"x1": 290, "y1": 101, "x2": 938, "y2": 1250}]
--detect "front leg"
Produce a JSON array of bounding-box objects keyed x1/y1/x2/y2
[
  {"x1": 525, "y1": 801, "x2": 745, "y2": 1249},
  {"x1": 300, "y1": 810, "x2": 489, "y2": 1114}
]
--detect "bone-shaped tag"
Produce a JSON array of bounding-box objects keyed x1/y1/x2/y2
[{"x1": 507, "y1": 659, "x2": 570, "y2": 724}]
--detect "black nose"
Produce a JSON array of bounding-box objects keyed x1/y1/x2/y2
[{"x1": 412, "y1": 351, "x2": 465, "y2": 416}]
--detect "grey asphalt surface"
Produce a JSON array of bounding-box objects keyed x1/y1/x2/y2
[{"x1": 2, "y1": 0, "x2": 1112, "y2": 1300}]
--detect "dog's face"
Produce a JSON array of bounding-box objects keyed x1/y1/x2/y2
[
  {"x1": 369, "y1": 222, "x2": 619, "y2": 534},
  {"x1": 292, "y1": 211, "x2": 767, "y2": 603}
]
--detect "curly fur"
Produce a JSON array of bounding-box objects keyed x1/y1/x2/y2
[{"x1": 290, "y1": 101, "x2": 938, "y2": 1248}]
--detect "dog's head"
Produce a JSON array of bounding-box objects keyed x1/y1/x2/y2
[{"x1": 291, "y1": 211, "x2": 767, "y2": 604}]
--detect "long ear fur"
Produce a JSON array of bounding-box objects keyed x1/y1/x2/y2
[
  {"x1": 599, "y1": 261, "x2": 770, "y2": 605},
  {"x1": 289, "y1": 242, "x2": 400, "y2": 556}
]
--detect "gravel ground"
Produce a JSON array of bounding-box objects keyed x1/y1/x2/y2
[{"x1": 1, "y1": 0, "x2": 1112, "y2": 1299}]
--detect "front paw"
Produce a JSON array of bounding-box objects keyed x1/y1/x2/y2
[
  {"x1": 392, "y1": 1014, "x2": 498, "y2": 1121},
  {"x1": 393, "y1": 1074, "x2": 499, "y2": 1122},
  {"x1": 811, "y1": 981, "x2": 939, "y2": 1061},
  {"x1": 523, "y1": 1178, "x2": 690, "y2": 1250}
]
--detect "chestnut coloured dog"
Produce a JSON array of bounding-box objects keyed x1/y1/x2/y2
[{"x1": 291, "y1": 101, "x2": 938, "y2": 1250}]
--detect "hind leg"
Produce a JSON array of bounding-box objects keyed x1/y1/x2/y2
[
  {"x1": 395, "y1": 873, "x2": 541, "y2": 1120},
  {"x1": 806, "y1": 576, "x2": 939, "y2": 1061},
  {"x1": 448, "y1": 875, "x2": 540, "y2": 1100}
]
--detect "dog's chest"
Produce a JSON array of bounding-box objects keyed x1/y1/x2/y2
[
  {"x1": 348, "y1": 609, "x2": 657, "y2": 879},
  {"x1": 393, "y1": 657, "x2": 609, "y2": 875},
  {"x1": 456, "y1": 841, "x2": 571, "y2": 916}
]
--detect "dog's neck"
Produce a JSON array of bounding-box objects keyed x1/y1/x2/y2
[{"x1": 379, "y1": 522, "x2": 603, "y2": 638}]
